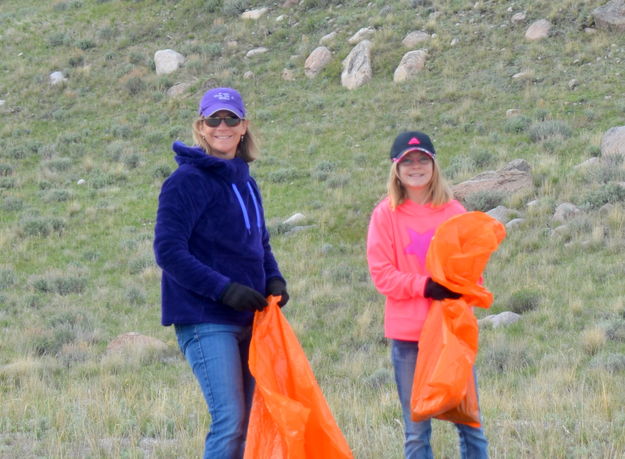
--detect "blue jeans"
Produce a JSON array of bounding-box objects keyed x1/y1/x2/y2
[
  {"x1": 391, "y1": 339, "x2": 489, "y2": 459},
  {"x1": 175, "y1": 323, "x2": 255, "y2": 459}
]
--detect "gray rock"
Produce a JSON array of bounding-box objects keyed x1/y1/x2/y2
[
  {"x1": 348, "y1": 27, "x2": 375, "y2": 45},
  {"x1": 154, "y1": 49, "x2": 185, "y2": 75},
  {"x1": 320, "y1": 31, "x2": 337, "y2": 45},
  {"x1": 592, "y1": 0, "x2": 625, "y2": 32},
  {"x1": 506, "y1": 218, "x2": 525, "y2": 228},
  {"x1": 49, "y1": 71, "x2": 67, "y2": 85},
  {"x1": 553, "y1": 202, "x2": 580, "y2": 222},
  {"x1": 393, "y1": 49, "x2": 427, "y2": 83},
  {"x1": 304, "y1": 46, "x2": 332, "y2": 78},
  {"x1": 246, "y1": 47, "x2": 269, "y2": 57},
  {"x1": 600, "y1": 125, "x2": 625, "y2": 158},
  {"x1": 486, "y1": 205, "x2": 517, "y2": 224},
  {"x1": 341, "y1": 40, "x2": 372, "y2": 90},
  {"x1": 241, "y1": 7, "x2": 269, "y2": 20},
  {"x1": 283, "y1": 213, "x2": 306, "y2": 225},
  {"x1": 166, "y1": 82, "x2": 191, "y2": 98},
  {"x1": 479, "y1": 311, "x2": 521, "y2": 328},
  {"x1": 452, "y1": 160, "x2": 533, "y2": 201},
  {"x1": 525, "y1": 19, "x2": 552, "y2": 40},
  {"x1": 402, "y1": 31, "x2": 430, "y2": 48}
]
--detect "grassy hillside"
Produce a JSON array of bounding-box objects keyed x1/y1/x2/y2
[{"x1": 1, "y1": 0, "x2": 625, "y2": 457}]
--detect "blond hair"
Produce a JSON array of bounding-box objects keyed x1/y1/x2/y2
[
  {"x1": 386, "y1": 159, "x2": 453, "y2": 210},
  {"x1": 191, "y1": 119, "x2": 259, "y2": 162}
]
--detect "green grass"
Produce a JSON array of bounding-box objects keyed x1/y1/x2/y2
[{"x1": 1, "y1": 0, "x2": 625, "y2": 457}]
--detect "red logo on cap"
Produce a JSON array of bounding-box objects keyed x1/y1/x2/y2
[{"x1": 408, "y1": 137, "x2": 420, "y2": 145}]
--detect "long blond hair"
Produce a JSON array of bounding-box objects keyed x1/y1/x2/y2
[
  {"x1": 191, "y1": 119, "x2": 259, "y2": 162},
  {"x1": 386, "y1": 159, "x2": 453, "y2": 210}
]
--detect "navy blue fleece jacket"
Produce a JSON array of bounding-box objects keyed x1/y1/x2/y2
[{"x1": 154, "y1": 141, "x2": 283, "y2": 326}]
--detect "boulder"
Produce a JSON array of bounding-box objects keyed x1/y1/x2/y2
[
  {"x1": 166, "y1": 82, "x2": 191, "y2": 98},
  {"x1": 320, "y1": 31, "x2": 337, "y2": 45},
  {"x1": 553, "y1": 203, "x2": 580, "y2": 222},
  {"x1": 525, "y1": 19, "x2": 552, "y2": 40},
  {"x1": 600, "y1": 126, "x2": 625, "y2": 158},
  {"x1": 479, "y1": 311, "x2": 521, "y2": 328},
  {"x1": 241, "y1": 7, "x2": 269, "y2": 20},
  {"x1": 154, "y1": 49, "x2": 185, "y2": 75},
  {"x1": 402, "y1": 31, "x2": 430, "y2": 48},
  {"x1": 393, "y1": 49, "x2": 427, "y2": 83},
  {"x1": 341, "y1": 40, "x2": 372, "y2": 90},
  {"x1": 304, "y1": 46, "x2": 332, "y2": 78},
  {"x1": 452, "y1": 160, "x2": 533, "y2": 201},
  {"x1": 49, "y1": 71, "x2": 67, "y2": 85},
  {"x1": 348, "y1": 27, "x2": 375, "y2": 44},
  {"x1": 592, "y1": 0, "x2": 625, "y2": 32},
  {"x1": 246, "y1": 47, "x2": 268, "y2": 57}
]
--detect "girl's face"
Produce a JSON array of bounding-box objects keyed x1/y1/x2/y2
[
  {"x1": 199, "y1": 110, "x2": 248, "y2": 159},
  {"x1": 397, "y1": 151, "x2": 434, "y2": 192}
]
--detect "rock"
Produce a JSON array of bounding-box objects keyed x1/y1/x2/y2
[
  {"x1": 166, "y1": 82, "x2": 191, "y2": 98},
  {"x1": 341, "y1": 40, "x2": 372, "y2": 90},
  {"x1": 276, "y1": 14, "x2": 286, "y2": 22},
  {"x1": 512, "y1": 71, "x2": 533, "y2": 80},
  {"x1": 486, "y1": 205, "x2": 518, "y2": 224},
  {"x1": 600, "y1": 125, "x2": 625, "y2": 158},
  {"x1": 283, "y1": 213, "x2": 306, "y2": 225},
  {"x1": 77, "y1": 179, "x2": 86, "y2": 185},
  {"x1": 154, "y1": 49, "x2": 185, "y2": 75},
  {"x1": 282, "y1": 0, "x2": 298, "y2": 7},
  {"x1": 568, "y1": 79, "x2": 579, "y2": 90},
  {"x1": 348, "y1": 27, "x2": 375, "y2": 45},
  {"x1": 525, "y1": 19, "x2": 552, "y2": 41},
  {"x1": 592, "y1": 0, "x2": 625, "y2": 32},
  {"x1": 49, "y1": 71, "x2": 67, "y2": 85},
  {"x1": 452, "y1": 160, "x2": 533, "y2": 201},
  {"x1": 243, "y1": 71, "x2": 255, "y2": 79},
  {"x1": 241, "y1": 7, "x2": 269, "y2": 20},
  {"x1": 574, "y1": 157, "x2": 600, "y2": 169},
  {"x1": 304, "y1": 46, "x2": 332, "y2": 78},
  {"x1": 393, "y1": 49, "x2": 427, "y2": 83},
  {"x1": 0, "y1": 99, "x2": 5, "y2": 106},
  {"x1": 506, "y1": 218, "x2": 525, "y2": 228},
  {"x1": 246, "y1": 47, "x2": 269, "y2": 57},
  {"x1": 320, "y1": 31, "x2": 337, "y2": 45},
  {"x1": 402, "y1": 31, "x2": 430, "y2": 48},
  {"x1": 506, "y1": 109, "x2": 522, "y2": 118},
  {"x1": 553, "y1": 202, "x2": 580, "y2": 222},
  {"x1": 479, "y1": 311, "x2": 521, "y2": 328},
  {"x1": 511, "y1": 12, "x2": 526, "y2": 23}
]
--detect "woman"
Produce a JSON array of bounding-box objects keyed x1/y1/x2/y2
[
  {"x1": 366, "y1": 131, "x2": 488, "y2": 458},
  {"x1": 154, "y1": 87, "x2": 288, "y2": 459}
]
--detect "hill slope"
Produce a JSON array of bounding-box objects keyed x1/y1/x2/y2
[{"x1": 1, "y1": 0, "x2": 625, "y2": 457}]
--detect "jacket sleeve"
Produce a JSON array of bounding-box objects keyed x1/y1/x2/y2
[
  {"x1": 366, "y1": 204, "x2": 428, "y2": 300},
  {"x1": 249, "y1": 179, "x2": 284, "y2": 284},
  {"x1": 154, "y1": 171, "x2": 231, "y2": 300}
]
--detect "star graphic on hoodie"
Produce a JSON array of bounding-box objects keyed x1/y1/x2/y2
[{"x1": 404, "y1": 228, "x2": 435, "y2": 267}]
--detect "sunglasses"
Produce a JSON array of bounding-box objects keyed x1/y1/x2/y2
[{"x1": 202, "y1": 116, "x2": 243, "y2": 127}]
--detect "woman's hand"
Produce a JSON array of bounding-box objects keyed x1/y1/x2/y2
[{"x1": 424, "y1": 278, "x2": 461, "y2": 300}]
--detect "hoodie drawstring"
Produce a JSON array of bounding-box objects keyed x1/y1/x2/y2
[{"x1": 232, "y1": 182, "x2": 262, "y2": 233}]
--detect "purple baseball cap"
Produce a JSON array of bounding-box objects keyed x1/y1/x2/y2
[{"x1": 198, "y1": 87, "x2": 246, "y2": 119}]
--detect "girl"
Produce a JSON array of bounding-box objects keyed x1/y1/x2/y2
[{"x1": 366, "y1": 131, "x2": 488, "y2": 458}]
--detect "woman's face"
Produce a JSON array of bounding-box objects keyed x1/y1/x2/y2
[
  {"x1": 397, "y1": 151, "x2": 434, "y2": 191},
  {"x1": 199, "y1": 110, "x2": 248, "y2": 159}
]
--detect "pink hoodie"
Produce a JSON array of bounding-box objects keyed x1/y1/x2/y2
[{"x1": 366, "y1": 197, "x2": 465, "y2": 341}]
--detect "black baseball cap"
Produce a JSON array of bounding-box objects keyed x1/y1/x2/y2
[{"x1": 390, "y1": 131, "x2": 436, "y2": 162}]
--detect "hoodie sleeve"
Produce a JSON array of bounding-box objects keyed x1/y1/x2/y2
[
  {"x1": 366, "y1": 202, "x2": 428, "y2": 300},
  {"x1": 154, "y1": 169, "x2": 231, "y2": 300},
  {"x1": 248, "y1": 179, "x2": 284, "y2": 284}
]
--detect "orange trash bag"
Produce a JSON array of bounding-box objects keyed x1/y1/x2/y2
[
  {"x1": 410, "y1": 212, "x2": 506, "y2": 427},
  {"x1": 244, "y1": 296, "x2": 353, "y2": 459}
]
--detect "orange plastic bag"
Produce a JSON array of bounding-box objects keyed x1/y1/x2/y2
[
  {"x1": 411, "y1": 212, "x2": 506, "y2": 427},
  {"x1": 244, "y1": 296, "x2": 353, "y2": 459}
]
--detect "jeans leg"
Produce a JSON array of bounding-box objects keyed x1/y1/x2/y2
[
  {"x1": 456, "y1": 423, "x2": 489, "y2": 459},
  {"x1": 391, "y1": 339, "x2": 433, "y2": 459},
  {"x1": 175, "y1": 323, "x2": 254, "y2": 459},
  {"x1": 455, "y1": 370, "x2": 488, "y2": 459}
]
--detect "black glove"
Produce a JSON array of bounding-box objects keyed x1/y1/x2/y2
[
  {"x1": 266, "y1": 278, "x2": 289, "y2": 308},
  {"x1": 424, "y1": 278, "x2": 462, "y2": 301},
  {"x1": 220, "y1": 282, "x2": 268, "y2": 312}
]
